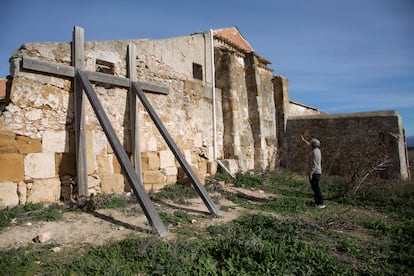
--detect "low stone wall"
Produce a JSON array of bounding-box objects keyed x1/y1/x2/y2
[
  {"x1": 0, "y1": 130, "x2": 60, "y2": 206},
  {"x1": 284, "y1": 111, "x2": 409, "y2": 180}
]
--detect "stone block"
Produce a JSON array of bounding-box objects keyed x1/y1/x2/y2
[
  {"x1": 146, "y1": 137, "x2": 158, "y2": 152},
  {"x1": 93, "y1": 131, "x2": 107, "y2": 155},
  {"x1": 17, "y1": 181, "x2": 27, "y2": 205},
  {"x1": 159, "y1": 150, "x2": 175, "y2": 169},
  {"x1": 183, "y1": 149, "x2": 192, "y2": 164},
  {"x1": 148, "y1": 183, "x2": 165, "y2": 193},
  {"x1": 100, "y1": 174, "x2": 125, "y2": 194},
  {"x1": 0, "y1": 130, "x2": 16, "y2": 140},
  {"x1": 141, "y1": 152, "x2": 160, "y2": 170},
  {"x1": 197, "y1": 160, "x2": 208, "y2": 176},
  {"x1": 0, "y1": 182, "x2": 19, "y2": 208},
  {"x1": 222, "y1": 159, "x2": 239, "y2": 175},
  {"x1": 0, "y1": 137, "x2": 18, "y2": 153},
  {"x1": 16, "y1": 135, "x2": 42, "y2": 154},
  {"x1": 86, "y1": 131, "x2": 95, "y2": 175},
  {"x1": 88, "y1": 174, "x2": 101, "y2": 195},
  {"x1": 166, "y1": 175, "x2": 177, "y2": 185},
  {"x1": 26, "y1": 178, "x2": 61, "y2": 204},
  {"x1": 207, "y1": 161, "x2": 218, "y2": 175},
  {"x1": 96, "y1": 154, "x2": 114, "y2": 175},
  {"x1": 55, "y1": 153, "x2": 76, "y2": 176},
  {"x1": 0, "y1": 154, "x2": 24, "y2": 182},
  {"x1": 24, "y1": 153, "x2": 55, "y2": 179},
  {"x1": 164, "y1": 166, "x2": 178, "y2": 176},
  {"x1": 42, "y1": 130, "x2": 69, "y2": 153},
  {"x1": 143, "y1": 170, "x2": 165, "y2": 184},
  {"x1": 113, "y1": 155, "x2": 121, "y2": 174},
  {"x1": 177, "y1": 165, "x2": 205, "y2": 185},
  {"x1": 143, "y1": 183, "x2": 152, "y2": 192}
]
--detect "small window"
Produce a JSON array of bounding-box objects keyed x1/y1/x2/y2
[
  {"x1": 193, "y1": 63, "x2": 203, "y2": 81},
  {"x1": 95, "y1": 59, "x2": 115, "y2": 88},
  {"x1": 96, "y1": 59, "x2": 115, "y2": 75}
]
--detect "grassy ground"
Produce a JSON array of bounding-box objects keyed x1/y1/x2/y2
[{"x1": 0, "y1": 170, "x2": 413, "y2": 275}]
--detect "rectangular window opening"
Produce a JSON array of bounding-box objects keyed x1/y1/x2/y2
[
  {"x1": 95, "y1": 59, "x2": 115, "y2": 88},
  {"x1": 96, "y1": 59, "x2": 115, "y2": 75},
  {"x1": 193, "y1": 63, "x2": 203, "y2": 81}
]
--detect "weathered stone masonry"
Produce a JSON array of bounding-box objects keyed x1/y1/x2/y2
[
  {"x1": 0, "y1": 27, "x2": 279, "y2": 207},
  {"x1": 284, "y1": 111, "x2": 409, "y2": 180},
  {"x1": 0, "y1": 27, "x2": 409, "y2": 208}
]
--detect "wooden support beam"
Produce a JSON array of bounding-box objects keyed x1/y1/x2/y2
[
  {"x1": 21, "y1": 57, "x2": 169, "y2": 95},
  {"x1": 77, "y1": 70, "x2": 168, "y2": 237},
  {"x1": 72, "y1": 26, "x2": 88, "y2": 197},
  {"x1": 128, "y1": 44, "x2": 143, "y2": 179},
  {"x1": 132, "y1": 82, "x2": 221, "y2": 217}
]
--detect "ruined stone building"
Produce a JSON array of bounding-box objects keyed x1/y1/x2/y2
[{"x1": 0, "y1": 26, "x2": 410, "y2": 207}]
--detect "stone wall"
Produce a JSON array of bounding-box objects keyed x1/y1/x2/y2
[
  {"x1": 288, "y1": 101, "x2": 323, "y2": 117},
  {"x1": 214, "y1": 48, "x2": 276, "y2": 173},
  {"x1": 0, "y1": 130, "x2": 60, "y2": 206},
  {"x1": 0, "y1": 29, "x2": 278, "y2": 207},
  {"x1": 0, "y1": 27, "x2": 409, "y2": 208},
  {"x1": 284, "y1": 111, "x2": 409, "y2": 180},
  {"x1": 245, "y1": 53, "x2": 277, "y2": 171},
  {"x1": 0, "y1": 33, "x2": 225, "y2": 207}
]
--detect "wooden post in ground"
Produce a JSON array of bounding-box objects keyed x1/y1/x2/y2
[{"x1": 72, "y1": 26, "x2": 88, "y2": 197}]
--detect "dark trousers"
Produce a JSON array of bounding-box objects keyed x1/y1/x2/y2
[{"x1": 310, "y1": 173, "x2": 324, "y2": 205}]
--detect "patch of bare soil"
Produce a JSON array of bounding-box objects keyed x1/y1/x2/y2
[
  {"x1": 0, "y1": 191, "x2": 247, "y2": 251},
  {"x1": 0, "y1": 185, "x2": 385, "y2": 253}
]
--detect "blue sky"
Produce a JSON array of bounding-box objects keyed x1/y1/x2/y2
[{"x1": 1, "y1": 0, "x2": 413, "y2": 136}]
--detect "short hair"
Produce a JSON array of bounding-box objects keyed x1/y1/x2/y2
[{"x1": 311, "y1": 138, "x2": 320, "y2": 148}]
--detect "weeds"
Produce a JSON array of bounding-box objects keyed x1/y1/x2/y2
[
  {"x1": 0, "y1": 203, "x2": 63, "y2": 227},
  {"x1": 150, "y1": 183, "x2": 198, "y2": 204},
  {"x1": 0, "y1": 171, "x2": 413, "y2": 275},
  {"x1": 159, "y1": 210, "x2": 193, "y2": 226}
]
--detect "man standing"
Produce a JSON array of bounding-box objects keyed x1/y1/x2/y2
[{"x1": 301, "y1": 136, "x2": 325, "y2": 208}]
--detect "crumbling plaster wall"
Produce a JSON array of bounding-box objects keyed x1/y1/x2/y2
[{"x1": 0, "y1": 33, "x2": 225, "y2": 207}]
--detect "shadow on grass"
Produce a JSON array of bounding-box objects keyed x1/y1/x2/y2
[
  {"x1": 91, "y1": 211, "x2": 155, "y2": 235},
  {"x1": 153, "y1": 199, "x2": 212, "y2": 215}
]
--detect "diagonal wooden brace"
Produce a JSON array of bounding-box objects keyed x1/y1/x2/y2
[
  {"x1": 77, "y1": 70, "x2": 168, "y2": 237},
  {"x1": 132, "y1": 82, "x2": 221, "y2": 217}
]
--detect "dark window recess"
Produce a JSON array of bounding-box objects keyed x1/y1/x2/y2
[
  {"x1": 95, "y1": 59, "x2": 115, "y2": 88},
  {"x1": 96, "y1": 59, "x2": 115, "y2": 75},
  {"x1": 193, "y1": 63, "x2": 203, "y2": 81}
]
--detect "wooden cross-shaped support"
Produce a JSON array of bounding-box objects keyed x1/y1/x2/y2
[{"x1": 19, "y1": 25, "x2": 221, "y2": 236}]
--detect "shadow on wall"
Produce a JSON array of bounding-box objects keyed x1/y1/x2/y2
[{"x1": 0, "y1": 77, "x2": 12, "y2": 115}]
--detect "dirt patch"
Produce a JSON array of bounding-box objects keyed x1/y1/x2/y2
[
  {"x1": 0, "y1": 186, "x2": 384, "y2": 253},
  {"x1": 0, "y1": 194, "x2": 244, "y2": 251}
]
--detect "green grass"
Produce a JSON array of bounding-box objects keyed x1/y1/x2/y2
[
  {"x1": 150, "y1": 183, "x2": 198, "y2": 204},
  {"x1": 159, "y1": 210, "x2": 194, "y2": 226},
  {"x1": 0, "y1": 203, "x2": 63, "y2": 227},
  {"x1": 0, "y1": 171, "x2": 413, "y2": 275}
]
